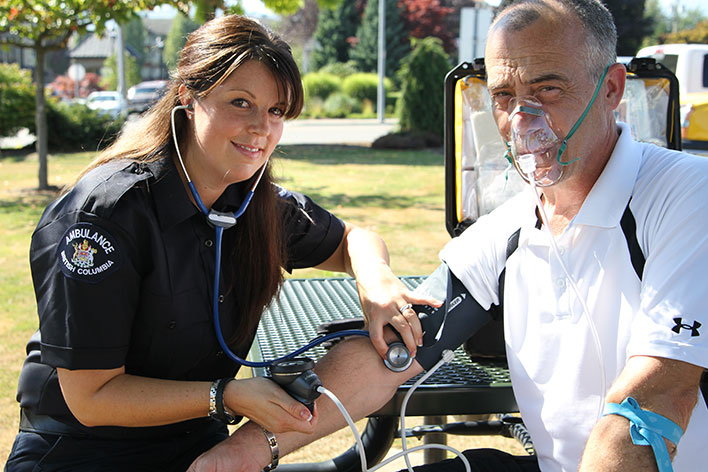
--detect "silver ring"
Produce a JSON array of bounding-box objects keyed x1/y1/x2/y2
[{"x1": 398, "y1": 303, "x2": 413, "y2": 314}]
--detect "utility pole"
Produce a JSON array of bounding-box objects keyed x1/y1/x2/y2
[
  {"x1": 377, "y1": 0, "x2": 386, "y2": 123},
  {"x1": 116, "y1": 23, "x2": 126, "y2": 97}
]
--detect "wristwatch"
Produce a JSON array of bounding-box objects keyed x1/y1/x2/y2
[{"x1": 208, "y1": 378, "x2": 237, "y2": 424}]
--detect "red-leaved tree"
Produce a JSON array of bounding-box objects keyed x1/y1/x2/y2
[{"x1": 398, "y1": 0, "x2": 455, "y2": 52}]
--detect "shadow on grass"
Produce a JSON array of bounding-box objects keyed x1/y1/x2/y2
[
  {"x1": 274, "y1": 144, "x2": 443, "y2": 166},
  {"x1": 0, "y1": 148, "x2": 36, "y2": 163},
  {"x1": 0, "y1": 189, "x2": 61, "y2": 213},
  {"x1": 0, "y1": 187, "x2": 441, "y2": 214},
  {"x1": 299, "y1": 191, "x2": 441, "y2": 210}
]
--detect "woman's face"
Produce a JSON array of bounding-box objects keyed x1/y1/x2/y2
[{"x1": 184, "y1": 60, "x2": 286, "y2": 189}]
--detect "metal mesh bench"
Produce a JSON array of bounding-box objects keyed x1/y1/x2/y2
[{"x1": 249, "y1": 277, "x2": 520, "y2": 471}]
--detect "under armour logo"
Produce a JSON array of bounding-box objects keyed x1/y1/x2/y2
[{"x1": 672, "y1": 318, "x2": 701, "y2": 337}]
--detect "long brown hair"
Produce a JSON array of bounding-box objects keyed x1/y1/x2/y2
[{"x1": 73, "y1": 15, "x2": 304, "y2": 347}]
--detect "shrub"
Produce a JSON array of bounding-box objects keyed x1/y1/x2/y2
[
  {"x1": 323, "y1": 92, "x2": 360, "y2": 118},
  {"x1": 0, "y1": 63, "x2": 35, "y2": 137},
  {"x1": 372, "y1": 130, "x2": 442, "y2": 150},
  {"x1": 397, "y1": 37, "x2": 451, "y2": 139},
  {"x1": 46, "y1": 99, "x2": 125, "y2": 152},
  {"x1": 302, "y1": 72, "x2": 342, "y2": 100},
  {"x1": 302, "y1": 96, "x2": 325, "y2": 118},
  {"x1": 318, "y1": 61, "x2": 359, "y2": 78},
  {"x1": 342, "y1": 73, "x2": 394, "y2": 103}
]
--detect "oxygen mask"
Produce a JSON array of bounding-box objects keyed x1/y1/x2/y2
[{"x1": 507, "y1": 97, "x2": 564, "y2": 187}]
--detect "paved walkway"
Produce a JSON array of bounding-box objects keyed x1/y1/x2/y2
[{"x1": 280, "y1": 118, "x2": 398, "y2": 146}]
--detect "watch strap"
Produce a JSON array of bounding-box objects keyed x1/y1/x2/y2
[{"x1": 209, "y1": 378, "x2": 238, "y2": 424}]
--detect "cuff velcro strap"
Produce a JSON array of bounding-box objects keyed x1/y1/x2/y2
[{"x1": 603, "y1": 396, "x2": 683, "y2": 472}]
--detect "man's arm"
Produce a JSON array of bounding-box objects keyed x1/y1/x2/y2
[
  {"x1": 188, "y1": 336, "x2": 423, "y2": 472},
  {"x1": 579, "y1": 355, "x2": 703, "y2": 471}
]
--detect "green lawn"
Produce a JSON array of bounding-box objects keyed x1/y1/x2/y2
[{"x1": 0, "y1": 145, "x2": 455, "y2": 462}]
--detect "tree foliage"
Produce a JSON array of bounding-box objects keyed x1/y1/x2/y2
[
  {"x1": 311, "y1": 1, "x2": 360, "y2": 70},
  {"x1": 0, "y1": 1, "x2": 188, "y2": 47},
  {"x1": 603, "y1": 0, "x2": 653, "y2": 56},
  {"x1": 0, "y1": 64, "x2": 35, "y2": 138},
  {"x1": 163, "y1": 13, "x2": 201, "y2": 72},
  {"x1": 661, "y1": 19, "x2": 708, "y2": 44},
  {"x1": 643, "y1": 0, "x2": 708, "y2": 47},
  {"x1": 398, "y1": 0, "x2": 455, "y2": 52},
  {"x1": 0, "y1": 0, "x2": 188, "y2": 189},
  {"x1": 260, "y1": 0, "x2": 340, "y2": 15},
  {"x1": 351, "y1": 0, "x2": 410, "y2": 77},
  {"x1": 102, "y1": 53, "x2": 142, "y2": 90},
  {"x1": 124, "y1": 16, "x2": 146, "y2": 68},
  {"x1": 397, "y1": 37, "x2": 450, "y2": 138}
]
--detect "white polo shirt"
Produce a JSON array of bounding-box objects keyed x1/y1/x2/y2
[{"x1": 440, "y1": 123, "x2": 708, "y2": 472}]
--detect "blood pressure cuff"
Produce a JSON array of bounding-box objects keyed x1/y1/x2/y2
[{"x1": 412, "y1": 263, "x2": 497, "y2": 371}]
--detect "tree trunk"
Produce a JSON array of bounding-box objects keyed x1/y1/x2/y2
[{"x1": 34, "y1": 46, "x2": 49, "y2": 190}]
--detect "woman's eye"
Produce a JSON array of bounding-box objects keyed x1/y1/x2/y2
[
  {"x1": 270, "y1": 107, "x2": 285, "y2": 117},
  {"x1": 232, "y1": 98, "x2": 249, "y2": 108}
]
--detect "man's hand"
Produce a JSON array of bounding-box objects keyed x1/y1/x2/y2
[{"x1": 188, "y1": 422, "x2": 270, "y2": 472}]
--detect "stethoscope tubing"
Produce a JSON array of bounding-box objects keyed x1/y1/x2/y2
[{"x1": 172, "y1": 105, "x2": 370, "y2": 368}]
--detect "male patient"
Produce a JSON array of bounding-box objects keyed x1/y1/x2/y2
[{"x1": 190, "y1": 1, "x2": 708, "y2": 471}]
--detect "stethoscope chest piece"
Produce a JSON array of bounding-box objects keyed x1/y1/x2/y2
[{"x1": 384, "y1": 342, "x2": 413, "y2": 372}]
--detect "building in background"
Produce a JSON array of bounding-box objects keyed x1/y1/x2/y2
[
  {"x1": 142, "y1": 18, "x2": 172, "y2": 80},
  {"x1": 69, "y1": 32, "x2": 139, "y2": 77}
]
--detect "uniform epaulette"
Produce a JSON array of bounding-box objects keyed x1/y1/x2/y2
[{"x1": 55, "y1": 160, "x2": 155, "y2": 221}]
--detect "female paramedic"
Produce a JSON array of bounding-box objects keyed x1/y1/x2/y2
[{"x1": 5, "y1": 15, "x2": 433, "y2": 471}]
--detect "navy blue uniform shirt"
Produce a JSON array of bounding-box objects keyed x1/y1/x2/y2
[{"x1": 18, "y1": 156, "x2": 345, "y2": 437}]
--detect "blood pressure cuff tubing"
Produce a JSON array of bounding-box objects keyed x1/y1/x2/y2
[{"x1": 412, "y1": 263, "x2": 496, "y2": 371}]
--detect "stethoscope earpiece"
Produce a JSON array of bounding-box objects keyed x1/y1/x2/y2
[{"x1": 384, "y1": 341, "x2": 413, "y2": 372}]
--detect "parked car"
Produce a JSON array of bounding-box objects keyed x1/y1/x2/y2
[
  {"x1": 637, "y1": 43, "x2": 708, "y2": 143},
  {"x1": 86, "y1": 91, "x2": 127, "y2": 119},
  {"x1": 127, "y1": 80, "x2": 168, "y2": 114}
]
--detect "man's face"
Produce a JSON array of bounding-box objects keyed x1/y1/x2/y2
[{"x1": 485, "y1": 13, "x2": 604, "y2": 185}]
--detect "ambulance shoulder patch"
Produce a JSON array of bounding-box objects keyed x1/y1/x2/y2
[{"x1": 57, "y1": 222, "x2": 123, "y2": 283}]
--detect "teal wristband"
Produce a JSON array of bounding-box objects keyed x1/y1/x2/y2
[{"x1": 603, "y1": 396, "x2": 683, "y2": 472}]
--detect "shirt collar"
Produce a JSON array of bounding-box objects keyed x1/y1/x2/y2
[
  {"x1": 147, "y1": 157, "x2": 249, "y2": 230},
  {"x1": 146, "y1": 157, "x2": 197, "y2": 230},
  {"x1": 572, "y1": 122, "x2": 640, "y2": 228}
]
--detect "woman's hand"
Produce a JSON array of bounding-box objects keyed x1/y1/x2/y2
[
  {"x1": 355, "y1": 262, "x2": 441, "y2": 360},
  {"x1": 314, "y1": 223, "x2": 442, "y2": 361},
  {"x1": 225, "y1": 377, "x2": 317, "y2": 434}
]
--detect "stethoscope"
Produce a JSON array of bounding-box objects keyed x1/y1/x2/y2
[{"x1": 170, "y1": 104, "x2": 372, "y2": 369}]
